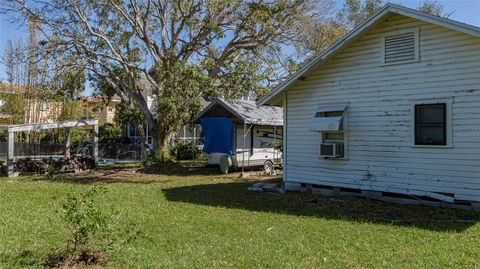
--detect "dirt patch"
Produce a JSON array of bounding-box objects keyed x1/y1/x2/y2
[
  {"x1": 59, "y1": 168, "x2": 151, "y2": 183},
  {"x1": 46, "y1": 163, "x2": 224, "y2": 184},
  {"x1": 44, "y1": 248, "x2": 105, "y2": 268}
]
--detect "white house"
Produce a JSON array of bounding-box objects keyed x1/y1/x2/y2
[{"x1": 258, "y1": 4, "x2": 480, "y2": 208}]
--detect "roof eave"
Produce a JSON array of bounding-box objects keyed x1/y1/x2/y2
[
  {"x1": 257, "y1": 3, "x2": 480, "y2": 107},
  {"x1": 192, "y1": 99, "x2": 246, "y2": 124}
]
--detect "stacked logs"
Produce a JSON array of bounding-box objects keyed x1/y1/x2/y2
[{"x1": 13, "y1": 156, "x2": 96, "y2": 174}]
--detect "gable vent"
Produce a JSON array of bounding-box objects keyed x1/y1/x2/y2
[{"x1": 383, "y1": 30, "x2": 418, "y2": 64}]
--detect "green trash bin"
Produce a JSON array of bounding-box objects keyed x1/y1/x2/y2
[{"x1": 219, "y1": 155, "x2": 233, "y2": 174}]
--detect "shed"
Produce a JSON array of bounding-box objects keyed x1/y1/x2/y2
[
  {"x1": 194, "y1": 98, "x2": 283, "y2": 173},
  {"x1": 258, "y1": 4, "x2": 480, "y2": 208}
]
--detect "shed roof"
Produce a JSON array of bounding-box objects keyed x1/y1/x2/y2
[
  {"x1": 194, "y1": 98, "x2": 283, "y2": 126},
  {"x1": 257, "y1": 3, "x2": 480, "y2": 106}
]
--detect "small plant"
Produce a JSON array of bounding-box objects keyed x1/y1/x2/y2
[
  {"x1": 142, "y1": 149, "x2": 176, "y2": 167},
  {"x1": 171, "y1": 142, "x2": 202, "y2": 160},
  {"x1": 45, "y1": 164, "x2": 57, "y2": 180},
  {"x1": 99, "y1": 123, "x2": 123, "y2": 143},
  {"x1": 265, "y1": 140, "x2": 283, "y2": 151},
  {"x1": 51, "y1": 185, "x2": 139, "y2": 267},
  {"x1": 70, "y1": 128, "x2": 92, "y2": 149}
]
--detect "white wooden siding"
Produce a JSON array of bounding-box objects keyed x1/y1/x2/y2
[{"x1": 285, "y1": 14, "x2": 480, "y2": 202}]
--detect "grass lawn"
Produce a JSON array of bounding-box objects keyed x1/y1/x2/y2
[{"x1": 0, "y1": 164, "x2": 479, "y2": 268}]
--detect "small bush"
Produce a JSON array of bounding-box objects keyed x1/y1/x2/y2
[
  {"x1": 51, "y1": 185, "x2": 139, "y2": 267},
  {"x1": 99, "y1": 123, "x2": 123, "y2": 143},
  {"x1": 70, "y1": 128, "x2": 92, "y2": 149},
  {"x1": 265, "y1": 140, "x2": 283, "y2": 151},
  {"x1": 171, "y1": 142, "x2": 202, "y2": 160},
  {"x1": 142, "y1": 148, "x2": 174, "y2": 166}
]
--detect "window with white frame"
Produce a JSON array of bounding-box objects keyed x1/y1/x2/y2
[
  {"x1": 310, "y1": 105, "x2": 348, "y2": 158},
  {"x1": 411, "y1": 98, "x2": 452, "y2": 147},
  {"x1": 40, "y1": 100, "x2": 50, "y2": 111},
  {"x1": 127, "y1": 124, "x2": 138, "y2": 137},
  {"x1": 382, "y1": 28, "x2": 419, "y2": 65}
]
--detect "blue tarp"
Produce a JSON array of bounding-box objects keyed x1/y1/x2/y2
[{"x1": 200, "y1": 118, "x2": 233, "y2": 155}]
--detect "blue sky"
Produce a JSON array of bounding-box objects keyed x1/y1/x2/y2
[{"x1": 0, "y1": 0, "x2": 479, "y2": 95}]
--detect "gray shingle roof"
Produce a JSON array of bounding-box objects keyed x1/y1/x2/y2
[{"x1": 194, "y1": 98, "x2": 283, "y2": 126}]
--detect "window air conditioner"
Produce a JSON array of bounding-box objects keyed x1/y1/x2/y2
[{"x1": 320, "y1": 143, "x2": 344, "y2": 158}]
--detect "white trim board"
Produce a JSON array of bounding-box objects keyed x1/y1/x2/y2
[{"x1": 0, "y1": 119, "x2": 98, "y2": 133}]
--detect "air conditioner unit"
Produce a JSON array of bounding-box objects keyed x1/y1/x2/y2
[{"x1": 320, "y1": 143, "x2": 344, "y2": 158}]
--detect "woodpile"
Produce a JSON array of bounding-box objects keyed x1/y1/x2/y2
[{"x1": 13, "y1": 156, "x2": 96, "y2": 175}]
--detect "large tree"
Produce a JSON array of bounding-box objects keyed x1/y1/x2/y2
[
  {"x1": 2, "y1": 0, "x2": 332, "y2": 151},
  {"x1": 304, "y1": 0, "x2": 451, "y2": 55}
]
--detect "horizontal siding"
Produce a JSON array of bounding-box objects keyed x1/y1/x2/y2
[{"x1": 285, "y1": 14, "x2": 480, "y2": 202}]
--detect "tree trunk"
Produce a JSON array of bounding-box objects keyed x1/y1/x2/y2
[
  {"x1": 152, "y1": 129, "x2": 172, "y2": 157},
  {"x1": 138, "y1": 124, "x2": 148, "y2": 161}
]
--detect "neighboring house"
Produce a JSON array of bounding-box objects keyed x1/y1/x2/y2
[
  {"x1": 83, "y1": 76, "x2": 257, "y2": 149},
  {"x1": 122, "y1": 77, "x2": 158, "y2": 147},
  {"x1": 258, "y1": 4, "x2": 480, "y2": 207},
  {"x1": 25, "y1": 99, "x2": 62, "y2": 124},
  {"x1": 194, "y1": 98, "x2": 282, "y2": 171},
  {"x1": 85, "y1": 76, "x2": 197, "y2": 148},
  {"x1": 83, "y1": 95, "x2": 121, "y2": 125},
  {"x1": 171, "y1": 123, "x2": 203, "y2": 145},
  {"x1": 82, "y1": 94, "x2": 155, "y2": 145},
  {"x1": 0, "y1": 82, "x2": 62, "y2": 124}
]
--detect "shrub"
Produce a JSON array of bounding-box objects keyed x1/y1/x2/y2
[
  {"x1": 70, "y1": 128, "x2": 92, "y2": 149},
  {"x1": 99, "y1": 123, "x2": 123, "y2": 143},
  {"x1": 51, "y1": 185, "x2": 139, "y2": 267},
  {"x1": 265, "y1": 140, "x2": 283, "y2": 151},
  {"x1": 171, "y1": 142, "x2": 202, "y2": 160},
  {"x1": 142, "y1": 149, "x2": 175, "y2": 167}
]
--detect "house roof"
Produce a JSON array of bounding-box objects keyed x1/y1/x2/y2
[
  {"x1": 194, "y1": 98, "x2": 283, "y2": 126},
  {"x1": 257, "y1": 3, "x2": 480, "y2": 106},
  {"x1": 83, "y1": 95, "x2": 121, "y2": 105}
]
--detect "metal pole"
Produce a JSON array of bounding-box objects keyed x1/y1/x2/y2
[
  {"x1": 93, "y1": 124, "x2": 99, "y2": 169},
  {"x1": 242, "y1": 121, "x2": 246, "y2": 175},
  {"x1": 64, "y1": 128, "x2": 71, "y2": 158},
  {"x1": 183, "y1": 125, "x2": 186, "y2": 142},
  {"x1": 7, "y1": 130, "x2": 14, "y2": 177},
  {"x1": 193, "y1": 125, "x2": 196, "y2": 142},
  {"x1": 273, "y1": 125, "x2": 276, "y2": 163}
]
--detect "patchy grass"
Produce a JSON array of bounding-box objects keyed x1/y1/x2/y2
[{"x1": 0, "y1": 165, "x2": 479, "y2": 268}]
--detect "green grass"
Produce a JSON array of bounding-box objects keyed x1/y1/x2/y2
[{"x1": 0, "y1": 165, "x2": 479, "y2": 268}]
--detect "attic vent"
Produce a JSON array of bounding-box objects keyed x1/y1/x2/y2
[{"x1": 382, "y1": 29, "x2": 419, "y2": 64}]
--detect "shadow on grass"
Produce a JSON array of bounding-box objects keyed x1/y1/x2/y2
[
  {"x1": 136, "y1": 164, "x2": 226, "y2": 177},
  {"x1": 1, "y1": 249, "x2": 105, "y2": 269},
  {"x1": 30, "y1": 165, "x2": 225, "y2": 184},
  {"x1": 163, "y1": 181, "x2": 480, "y2": 233}
]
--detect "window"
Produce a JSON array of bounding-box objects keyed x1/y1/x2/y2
[
  {"x1": 310, "y1": 105, "x2": 348, "y2": 159},
  {"x1": 127, "y1": 124, "x2": 138, "y2": 137},
  {"x1": 127, "y1": 124, "x2": 152, "y2": 145},
  {"x1": 310, "y1": 106, "x2": 346, "y2": 132},
  {"x1": 411, "y1": 98, "x2": 453, "y2": 148},
  {"x1": 40, "y1": 100, "x2": 50, "y2": 111},
  {"x1": 414, "y1": 104, "x2": 446, "y2": 145},
  {"x1": 321, "y1": 111, "x2": 345, "y2": 143},
  {"x1": 382, "y1": 28, "x2": 419, "y2": 65}
]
